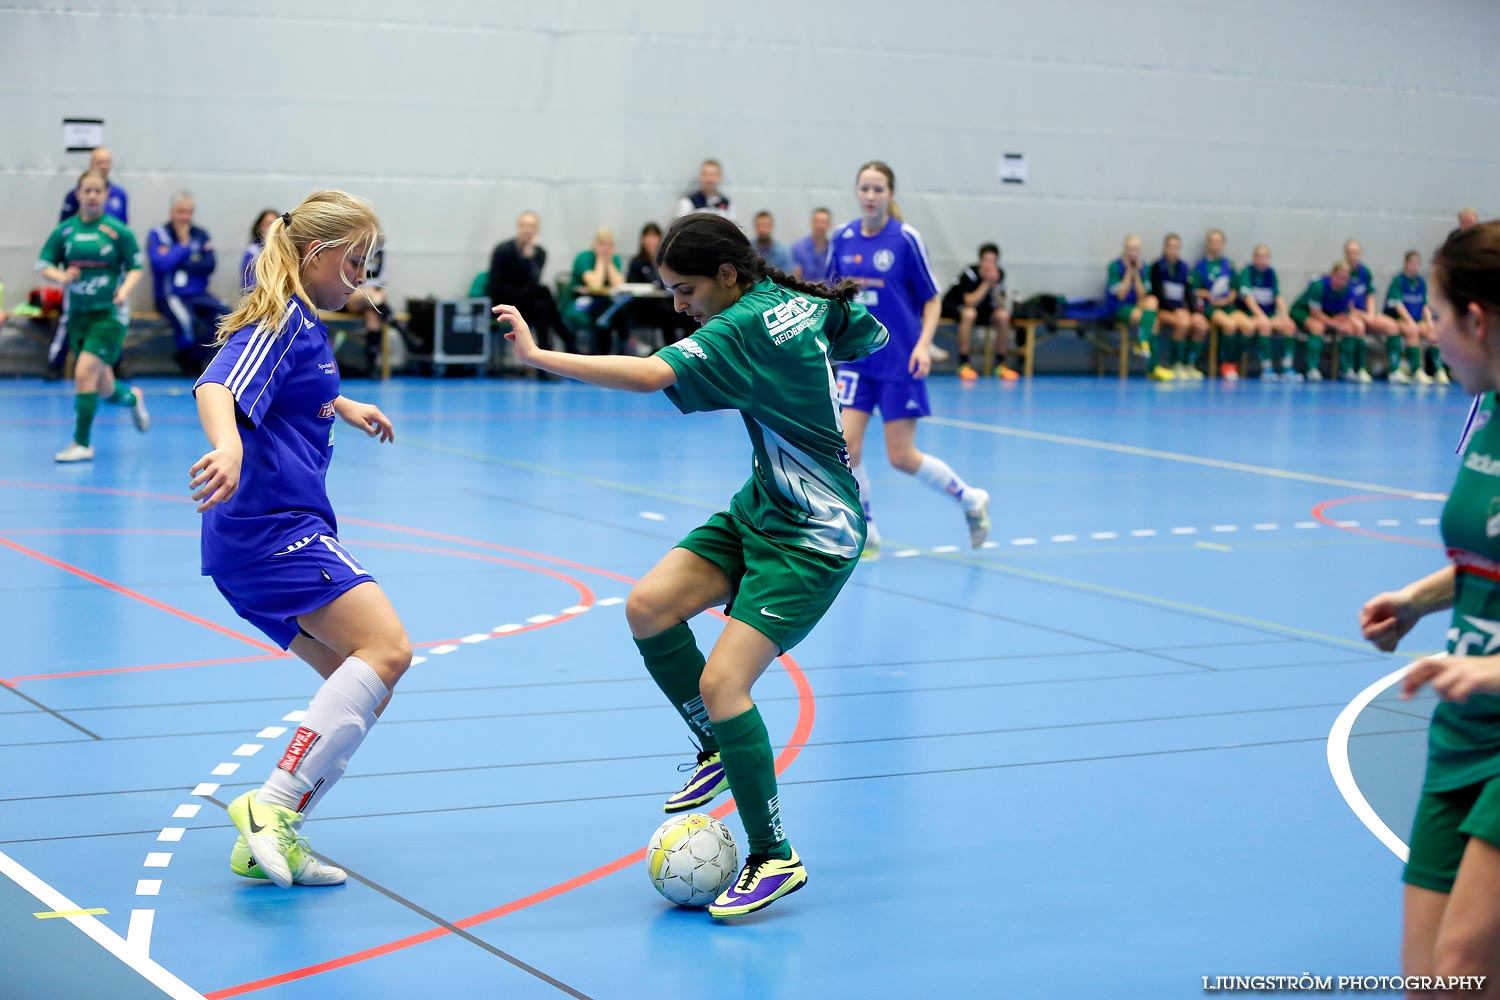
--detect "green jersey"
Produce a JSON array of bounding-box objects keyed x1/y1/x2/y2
[
  {"x1": 656, "y1": 278, "x2": 888, "y2": 560},
  {"x1": 1236, "y1": 265, "x2": 1279, "y2": 312},
  {"x1": 1432, "y1": 392, "x2": 1500, "y2": 791},
  {"x1": 37, "y1": 214, "x2": 141, "y2": 315}
]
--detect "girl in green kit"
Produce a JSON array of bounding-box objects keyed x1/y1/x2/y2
[
  {"x1": 495, "y1": 212, "x2": 887, "y2": 918},
  {"x1": 1359, "y1": 221, "x2": 1500, "y2": 986},
  {"x1": 37, "y1": 169, "x2": 150, "y2": 461}
]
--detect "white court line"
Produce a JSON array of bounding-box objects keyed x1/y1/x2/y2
[
  {"x1": 189, "y1": 783, "x2": 218, "y2": 797},
  {"x1": 255, "y1": 726, "x2": 286, "y2": 739},
  {"x1": 893, "y1": 549, "x2": 922, "y2": 558},
  {"x1": 526, "y1": 614, "x2": 556, "y2": 624},
  {"x1": 1328, "y1": 665, "x2": 1413, "y2": 863},
  {"x1": 493, "y1": 624, "x2": 521, "y2": 633},
  {"x1": 156, "y1": 829, "x2": 184, "y2": 843},
  {"x1": 1011, "y1": 538, "x2": 1037, "y2": 546},
  {"x1": 282, "y1": 710, "x2": 307, "y2": 722},
  {"x1": 126, "y1": 908, "x2": 155, "y2": 958},
  {"x1": 640, "y1": 511, "x2": 667, "y2": 521},
  {"x1": 561, "y1": 605, "x2": 590, "y2": 614},
  {"x1": 143, "y1": 853, "x2": 171, "y2": 868},
  {"x1": 1131, "y1": 529, "x2": 1156, "y2": 537},
  {"x1": 231, "y1": 744, "x2": 261, "y2": 757},
  {"x1": 1090, "y1": 532, "x2": 1117, "y2": 540},
  {"x1": 0, "y1": 848, "x2": 206, "y2": 996},
  {"x1": 460, "y1": 633, "x2": 491, "y2": 644},
  {"x1": 598, "y1": 597, "x2": 625, "y2": 607},
  {"x1": 428, "y1": 644, "x2": 459, "y2": 655},
  {"x1": 1254, "y1": 523, "x2": 1278, "y2": 530},
  {"x1": 171, "y1": 805, "x2": 200, "y2": 819},
  {"x1": 932, "y1": 545, "x2": 959, "y2": 553},
  {"x1": 1051, "y1": 534, "x2": 1077, "y2": 543},
  {"x1": 926, "y1": 415, "x2": 1445, "y2": 498},
  {"x1": 209, "y1": 763, "x2": 239, "y2": 776},
  {"x1": 135, "y1": 880, "x2": 161, "y2": 896}
]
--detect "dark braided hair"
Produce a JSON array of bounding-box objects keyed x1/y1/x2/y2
[{"x1": 658, "y1": 212, "x2": 861, "y2": 304}]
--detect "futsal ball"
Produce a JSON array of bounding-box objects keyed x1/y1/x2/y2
[{"x1": 646, "y1": 813, "x2": 738, "y2": 907}]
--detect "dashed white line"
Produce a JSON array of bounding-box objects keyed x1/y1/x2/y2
[
  {"x1": 1336, "y1": 520, "x2": 1360, "y2": 527},
  {"x1": 1254, "y1": 523, "x2": 1278, "y2": 530},
  {"x1": 1011, "y1": 538, "x2": 1037, "y2": 546},
  {"x1": 561, "y1": 605, "x2": 589, "y2": 615},
  {"x1": 231, "y1": 744, "x2": 262, "y2": 757},
  {"x1": 526, "y1": 614, "x2": 556, "y2": 624},
  {"x1": 1377, "y1": 519, "x2": 1400, "y2": 527},
  {"x1": 409, "y1": 656, "x2": 427, "y2": 666},
  {"x1": 640, "y1": 511, "x2": 666, "y2": 521},
  {"x1": 143, "y1": 854, "x2": 172, "y2": 869},
  {"x1": 1090, "y1": 532, "x2": 1117, "y2": 540},
  {"x1": 1296, "y1": 522, "x2": 1319, "y2": 529},
  {"x1": 210, "y1": 763, "x2": 239, "y2": 776},
  {"x1": 255, "y1": 727, "x2": 286, "y2": 739},
  {"x1": 932, "y1": 545, "x2": 959, "y2": 553},
  {"x1": 156, "y1": 829, "x2": 184, "y2": 843},
  {"x1": 1131, "y1": 529, "x2": 1157, "y2": 537},
  {"x1": 429, "y1": 644, "x2": 459, "y2": 655},
  {"x1": 1171, "y1": 527, "x2": 1198, "y2": 535},
  {"x1": 135, "y1": 880, "x2": 161, "y2": 897},
  {"x1": 171, "y1": 805, "x2": 200, "y2": 819},
  {"x1": 190, "y1": 783, "x2": 218, "y2": 797},
  {"x1": 1212, "y1": 525, "x2": 1238, "y2": 532},
  {"x1": 1050, "y1": 534, "x2": 1077, "y2": 543},
  {"x1": 282, "y1": 710, "x2": 307, "y2": 723},
  {"x1": 598, "y1": 597, "x2": 625, "y2": 607},
  {"x1": 459, "y1": 633, "x2": 491, "y2": 644},
  {"x1": 980, "y1": 540, "x2": 998, "y2": 549},
  {"x1": 493, "y1": 624, "x2": 521, "y2": 633},
  {"x1": 1418, "y1": 518, "x2": 1439, "y2": 526},
  {"x1": 893, "y1": 549, "x2": 922, "y2": 558}
]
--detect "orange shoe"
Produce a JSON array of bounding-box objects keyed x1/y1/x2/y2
[
  {"x1": 957, "y1": 363, "x2": 978, "y2": 381},
  {"x1": 994, "y1": 365, "x2": 1019, "y2": 381}
]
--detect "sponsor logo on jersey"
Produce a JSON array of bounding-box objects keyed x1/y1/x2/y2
[
  {"x1": 762, "y1": 296, "x2": 822, "y2": 344},
  {"x1": 277, "y1": 726, "x2": 322, "y2": 774},
  {"x1": 1448, "y1": 613, "x2": 1500, "y2": 656},
  {"x1": 319, "y1": 400, "x2": 337, "y2": 419},
  {"x1": 1465, "y1": 451, "x2": 1500, "y2": 477},
  {"x1": 873, "y1": 249, "x2": 895, "y2": 272},
  {"x1": 674, "y1": 338, "x2": 707, "y2": 360}
]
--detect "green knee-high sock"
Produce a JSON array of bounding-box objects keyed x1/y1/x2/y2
[
  {"x1": 73, "y1": 392, "x2": 99, "y2": 447},
  {"x1": 1386, "y1": 335, "x2": 1403, "y2": 372},
  {"x1": 1351, "y1": 337, "x2": 1366, "y2": 371},
  {"x1": 1168, "y1": 339, "x2": 1182, "y2": 366},
  {"x1": 1227, "y1": 332, "x2": 1243, "y2": 364},
  {"x1": 1251, "y1": 333, "x2": 1267, "y2": 366},
  {"x1": 1406, "y1": 345, "x2": 1422, "y2": 373},
  {"x1": 714, "y1": 705, "x2": 789, "y2": 858},
  {"x1": 1185, "y1": 340, "x2": 1203, "y2": 367},
  {"x1": 1140, "y1": 309, "x2": 1157, "y2": 364},
  {"x1": 107, "y1": 384, "x2": 136, "y2": 407},
  {"x1": 1337, "y1": 337, "x2": 1355, "y2": 372},
  {"x1": 1277, "y1": 335, "x2": 1294, "y2": 370},
  {"x1": 634, "y1": 622, "x2": 718, "y2": 753},
  {"x1": 1426, "y1": 345, "x2": 1442, "y2": 370},
  {"x1": 1307, "y1": 334, "x2": 1324, "y2": 373}
]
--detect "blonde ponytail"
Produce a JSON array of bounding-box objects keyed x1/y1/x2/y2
[{"x1": 216, "y1": 189, "x2": 381, "y2": 345}]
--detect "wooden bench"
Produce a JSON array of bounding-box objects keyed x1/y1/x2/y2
[{"x1": 1012, "y1": 318, "x2": 1222, "y2": 380}]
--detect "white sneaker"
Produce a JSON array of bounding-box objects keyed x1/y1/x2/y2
[
  {"x1": 54, "y1": 443, "x2": 94, "y2": 463},
  {"x1": 1306, "y1": 369, "x2": 1323, "y2": 382},
  {"x1": 130, "y1": 386, "x2": 150, "y2": 432},
  {"x1": 1414, "y1": 369, "x2": 1433, "y2": 385},
  {"x1": 1187, "y1": 366, "x2": 1205, "y2": 381},
  {"x1": 230, "y1": 834, "x2": 346, "y2": 886},
  {"x1": 963, "y1": 488, "x2": 991, "y2": 549},
  {"x1": 1357, "y1": 369, "x2": 1373, "y2": 383},
  {"x1": 1389, "y1": 369, "x2": 1410, "y2": 384},
  {"x1": 1436, "y1": 368, "x2": 1451, "y2": 385}
]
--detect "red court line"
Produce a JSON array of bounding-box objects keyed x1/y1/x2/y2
[
  {"x1": 8, "y1": 652, "x2": 290, "y2": 684},
  {"x1": 0, "y1": 479, "x2": 192, "y2": 505},
  {"x1": 0, "y1": 536, "x2": 282, "y2": 655},
  {"x1": 206, "y1": 610, "x2": 817, "y2": 999},
  {"x1": 344, "y1": 517, "x2": 641, "y2": 585},
  {"x1": 1311, "y1": 495, "x2": 1444, "y2": 549}
]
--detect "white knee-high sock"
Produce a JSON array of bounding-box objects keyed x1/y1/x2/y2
[
  {"x1": 913, "y1": 454, "x2": 976, "y2": 506},
  {"x1": 260, "y1": 656, "x2": 389, "y2": 814},
  {"x1": 851, "y1": 461, "x2": 875, "y2": 522}
]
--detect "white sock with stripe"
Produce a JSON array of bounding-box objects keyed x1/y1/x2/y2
[
  {"x1": 259, "y1": 656, "x2": 388, "y2": 814},
  {"x1": 913, "y1": 454, "x2": 975, "y2": 507}
]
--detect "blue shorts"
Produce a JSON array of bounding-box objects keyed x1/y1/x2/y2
[
  {"x1": 836, "y1": 370, "x2": 931, "y2": 419},
  {"x1": 210, "y1": 533, "x2": 375, "y2": 649}
]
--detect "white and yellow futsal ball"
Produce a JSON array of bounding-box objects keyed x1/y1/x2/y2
[{"x1": 645, "y1": 813, "x2": 738, "y2": 907}]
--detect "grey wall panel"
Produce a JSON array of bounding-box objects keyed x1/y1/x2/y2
[{"x1": 1, "y1": 0, "x2": 1496, "y2": 314}]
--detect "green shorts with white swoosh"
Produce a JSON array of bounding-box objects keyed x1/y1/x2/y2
[{"x1": 675, "y1": 510, "x2": 858, "y2": 653}]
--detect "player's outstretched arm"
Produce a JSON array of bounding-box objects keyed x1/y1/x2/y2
[
  {"x1": 493, "y1": 303, "x2": 676, "y2": 393},
  {"x1": 334, "y1": 396, "x2": 394, "y2": 443},
  {"x1": 1358, "y1": 565, "x2": 1454, "y2": 653},
  {"x1": 190, "y1": 383, "x2": 243, "y2": 513}
]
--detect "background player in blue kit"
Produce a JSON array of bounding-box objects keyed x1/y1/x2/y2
[
  {"x1": 827, "y1": 160, "x2": 990, "y2": 557},
  {"x1": 189, "y1": 190, "x2": 409, "y2": 889}
]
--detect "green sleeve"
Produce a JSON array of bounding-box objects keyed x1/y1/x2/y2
[
  {"x1": 39, "y1": 224, "x2": 65, "y2": 267},
  {"x1": 1107, "y1": 259, "x2": 1124, "y2": 292},
  {"x1": 657, "y1": 318, "x2": 752, "y2": 414},
  {"x1": 1235, "y1": 266, "x2": 1252, "y2": 294},
  {"x1": 117, "y1": 222, "x2": 142, "y2": 273},
  {"x1": 570, "y1": 251, "x2": 591, "y2": 286},
  {"x1": 1384, "y1": 276, "x2": 1403, "y2": 311},
  {"x1": 828, "y1": 300, "x2": 889, "y2": 363}
]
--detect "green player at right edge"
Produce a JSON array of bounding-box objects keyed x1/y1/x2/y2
[{"x1": 493, "y1": 212, "x2": 887, "y2": 917}]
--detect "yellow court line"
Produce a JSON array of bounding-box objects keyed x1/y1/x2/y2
[
  {"x1": 34, "y1": 907, "x2": 108, "y2": 919},
  {"x1": 926, "y1": 416, "x2": 1446, "y2": 500},
  {"x1": 1195, "y1": 541, "x2": 1232, "y2": 552}
]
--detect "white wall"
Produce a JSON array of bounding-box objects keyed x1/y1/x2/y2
[{"x1": 1, "y1": 0, "x2": 1497, "y2": 312}]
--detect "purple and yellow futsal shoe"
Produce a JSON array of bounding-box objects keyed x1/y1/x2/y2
[
  {"x1": 709, "y1": 848, "x2": 807, "y2": 917},
  {"x1": 664, "y1": 750, "x2": 728, "y2": 813}
]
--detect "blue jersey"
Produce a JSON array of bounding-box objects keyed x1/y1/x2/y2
[
  {"x1": 1387, "y1": 273, "x2": 1428, "y2": 318},
  {"x1": 148, "y1": 223, "x2": 218, "y2": 303},
  {"x1": 827, "y1": 217, "x2": 940, "y2": 381},
  {"x1": 1348, "y1": 263, "x2": 1376, "y2": 309},
  {"x1": 194, "y1": 297, "x2": 342, "y2": 574},
  {"x1": 1150, "y1": 258, "x2": 1192, "y2": 310}
]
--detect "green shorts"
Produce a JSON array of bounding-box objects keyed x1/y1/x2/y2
[
  {"x1": 675, "y1": 511, "x2": 858, "y2": 653},
  {"x1": 1289, "y1": 306, "x2": 1311, "y2": 329},
  {"x1": 67, "y1": 310, "x2": 127, "y2": 365},
  {"x1": 1404, "y1": 773, "x2": 1500, "y2": 893},
  {"x1": 1112, "y1": 303, "x2": 1140, "y2": 325},
  {"x1": 1204, "y1": 304, "x2": 1236, "y2": 320}
]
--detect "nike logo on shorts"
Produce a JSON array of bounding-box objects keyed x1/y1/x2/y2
[{"x1": 760, "y1": 607, "x2": 786, "y2": 620}]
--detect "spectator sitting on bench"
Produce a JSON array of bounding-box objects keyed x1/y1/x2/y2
[
  {"x1": 1107, "y1": 234, "x2": 1169, "y2": 381},
  {"x1": 567, "y1": 227, "x2": 627, "y2": 355},
  {"x1": 148, "y1": 191, "x2": 228, "y2": 376},
  {"x1": 942, "y1": 242, "x2": 1015, "y2": 381},
  {"x1": 1150, "y1": 233, "x2": 1208, "y2": 380},
  {"x1": 751, "y1": 210, "x2": 794, "y2": 274},
  {"x1": 627, "y1": 222, "x2": 688, "y2": 346},
  {"x1": 241, "y1": 208, "x2": 278, "y2": 291},
  {"x1": 1236, "y1": 243, "x2": 1297, "y2": 381},
  {"x1": 487, "y1": 210, "x2": 573, "y2": 355}
]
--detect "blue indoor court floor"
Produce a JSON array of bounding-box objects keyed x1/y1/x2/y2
[{"x1": 0, "y1": 372, "x2": 1470, "y2": 999}]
